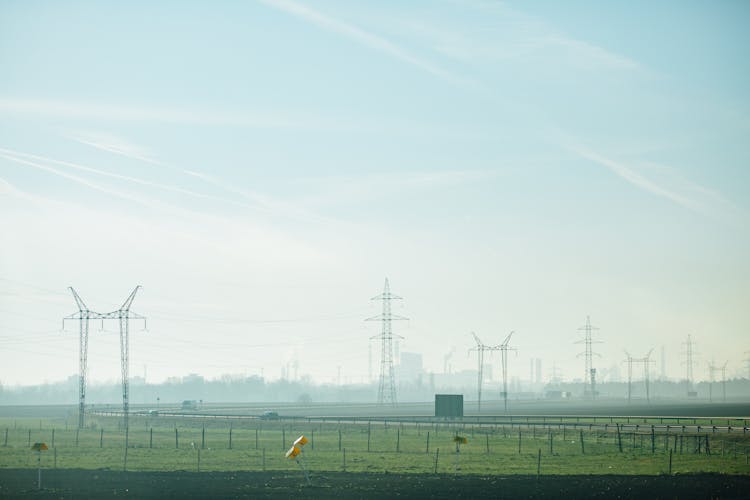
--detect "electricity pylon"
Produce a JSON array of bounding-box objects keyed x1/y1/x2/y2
[
  {"x1": 498, "y1": 331, "x2": 516, "y2": 412},
  {"x1": 575, "y1": 316, "x2": 601, "y2": 399},
  {"x1": 682, "y1": 335, "x2": 697, "y2": 396},
  {"x1": 99, "y1": 286, "x2": 146, "y2": 437},
  {"x1": 63, "y1": 288, "x2": 106, "y2": 429},
  {"x1": 469, "y1": 333, "x2": 500, "y2": 413},
  {"x1": 708, "y1": 360, "x2": 728, "y2": 403},
  {"x1": 624, "y1": 349, "x2": 655, "y2": 403},
  {"x1": 366, "y1": 278, "x2": 407, "y2": 406},
  {"x1": 624, "y1": 351, "x2": 635, "y2": 403}
]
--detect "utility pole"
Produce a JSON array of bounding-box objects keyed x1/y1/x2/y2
[
  {"x1": 469, "y1": 333, "x2": 500, "y2": 413},
  {"x1": 682, "y1": 335, "x2": 697, "y2": 397},
  {"x1": 63, "y1": 288, "x2": 105, "y2": 429},
  {"x1": 498, "y1": 332, "x2": 516, "y2": 412},
  {"x1": 575, "y1": 316, "x2": 601, "y2": 399},
  {"x1": 366, "y1": 278, "x2": 407, "y2": 406},
  {"x1": 720, "y1": 362, "x2": 728, "y2": 402}
]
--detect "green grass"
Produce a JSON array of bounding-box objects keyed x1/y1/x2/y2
[{"x1": 1, "y1": 416, "x2": 749, "y2": 475}]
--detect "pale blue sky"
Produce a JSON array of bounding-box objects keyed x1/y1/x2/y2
[{"x1": 1, "y1": 0, "x2": 748, "y2": 387}]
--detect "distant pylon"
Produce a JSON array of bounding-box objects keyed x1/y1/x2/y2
[
  {"x1": 707, "y1": 360, "x2": 728, "y2": 403},
  {"x1": 624, "y1": 349, "x2": 654, "y2": 403},
  {"x1": 366, "y1": 279, "x2": 407, "y2": 406},
  {"x1": 575, "y1": 316, "x2": 601, "y2": 399},
  {"x1": 498, "y1": 331, "x2": 516, "y2": 412},
  {"x1": 63, "y1": 288, "x2": 105, "y2": 429},
  {"x1": 682, "y1": 335, "x2": 697, "y2": 396},
  {"x1": 469, "y1": 333, "x2": 500, "y2": 413}
]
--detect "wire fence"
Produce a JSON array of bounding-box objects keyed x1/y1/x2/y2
[{"x1": 1, "y1": 415, "x2": 749, "y2": 475}]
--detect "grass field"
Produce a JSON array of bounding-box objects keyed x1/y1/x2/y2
[{"x1": 1, "y1": 414, "x2": 749, "y2": 476}]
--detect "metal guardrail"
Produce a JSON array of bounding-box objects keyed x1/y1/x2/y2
[{"x1": 89, "y1": 409, "x2": 749, "y2": 434}]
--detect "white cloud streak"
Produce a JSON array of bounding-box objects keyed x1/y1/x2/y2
[
  {"x1": 258, "y1": 0, "x2": 473, "y2": 88},
  {"x1": 0, "y1": 146, "x2": 255, "y2": 211},
  {"x1": 0, "y1": 151, "x2": 176, "y2": 212},
  {"x1": 0, "y1": 98, "x2": 350, "y2": 129},
  {"x1": 570, "y1": 146, "x2": 704, "y2": 213},
  {"x1": 400, "y1": 0, "x2": 640, "y2": 72}
]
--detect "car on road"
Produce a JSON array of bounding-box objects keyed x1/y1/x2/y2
[{"x1": 260, "y1": 410, "x2": 279, "y2": 420}]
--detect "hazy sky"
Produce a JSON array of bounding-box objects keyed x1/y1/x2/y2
[{"x1": 1, "y1": 0, "x2": 748, "y2": 388}]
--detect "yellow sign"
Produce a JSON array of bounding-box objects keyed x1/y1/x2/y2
[
  {"x1": 285, "y1": 446, "x2": 301, "y2": 459},
  {"x1": 452, "y1": 436, "x2": 468, "y2": 445},
  {"x1": 293, "y1": 435, "x2": 308, "y2": 447},
  {"x1": 31, "y1": 442, "x2": 49, "y2": 451}
]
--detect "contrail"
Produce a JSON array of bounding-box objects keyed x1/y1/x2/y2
[{"x1": 0, "y1": 146, "x2": 255, "y2": 211}]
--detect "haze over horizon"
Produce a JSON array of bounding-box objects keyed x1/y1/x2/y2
[{"x1": 1, "y1": 1, "x2": 748, "y2": 389}]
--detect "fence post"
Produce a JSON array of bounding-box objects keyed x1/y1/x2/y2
[
  {"x1": 100, "y1": 428, "x2": 104, "y2": 448},
  {"x1": 76, "y1": 429, "x2": 79, "y2": 447},
  {"x1": 282, "y1": 428, "x2": 286, "y2": 451},
  {"x1": 486, "y1": 434, "x2": 490, "y2": 454},
  {"x1": 580, "y1": 430, "x2": 585, "y2": 454},
  {"x1": 338, "y1": 428, "x2": 342, "y2": 451},
  {"x1": 255, "y1": 429, "x2": 259, "y2": 450},
  {"x1": 426, "y1": 431, "x2": 429, "y2": 454},
  {"x1": 434, "y1": 448, "x2": 439, "y2": 474},
  {"x1": 28, "y1": 429, "x2": 31, "y2": 447},
  {"x1": 150, "y1": 428, "x2": 153, "y2": 449},
  {"x1": 262, "y1": 448, "x2": 266, "y2": 471},
  {"x1": 651, "y1": 426, "x2": 655, "y2": 454},
  {"x1": 548, "y1": 430, "x2": 553, "y2": 454},
  {"x1": 202, "y1": 425, "x2": 205, "y2": 450},
  {"x1": 668, "y1": 449, "x2": 673, "y2": 475},
  {"x1": 175, "y1": 427, "x2": 179, "y2": 449},
  {"x1": 311, "y1": 430, "x2": 315, "y2": 450},
  {"x1": 3, "y1": 428, "x2": 7, "y2": 447},
  {"x1": 229, "y1": 425, "x2": 233, "y2": 450},
  {"x1": 537, "y1": 448, "x2": 541, "y2": 479},
  {"x1": 518, "y1": 429, "x2": 522, "y2": 454},
  {"x1": 396, "y1": 429, "x2": 400, "y2": 452},
  {"x1": 342, "y1": 448, "x2": 346, "y2": 471},
  {"x1": 367, "y1": 422, "x2": 371, "y2": 452},
  {"x1": 616, "y1": 424, "x2": 622, "y2": 452},
  {"x1": 51, "y1": 428, "x2": 55, "y2": 448}
]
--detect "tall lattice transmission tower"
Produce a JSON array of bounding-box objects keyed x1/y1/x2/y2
[
  {"x1": 63, "y1": 288, "x2": 105, "y2": 429},
  {"x1": 99, "y1": 286, "x2": 146, "y2": 440},
  {"x1": 469, "y1": 333, "x2": 500, "y2": 413},
  {"x1": 498, "y1": 331, "x2": 516, "y2": 413},
  {"x1": 683, "y1": 335, "x2": 697, "y2": 396},
  {"x1": 623, "y1": 349, "x2": 654, "y2": 403},
  {"x1": 575, "y1": 316, "x2": 601, "y2": 399},
  {"x1": 366, "y1": 278, "x2": 407, "y2": 405}
]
